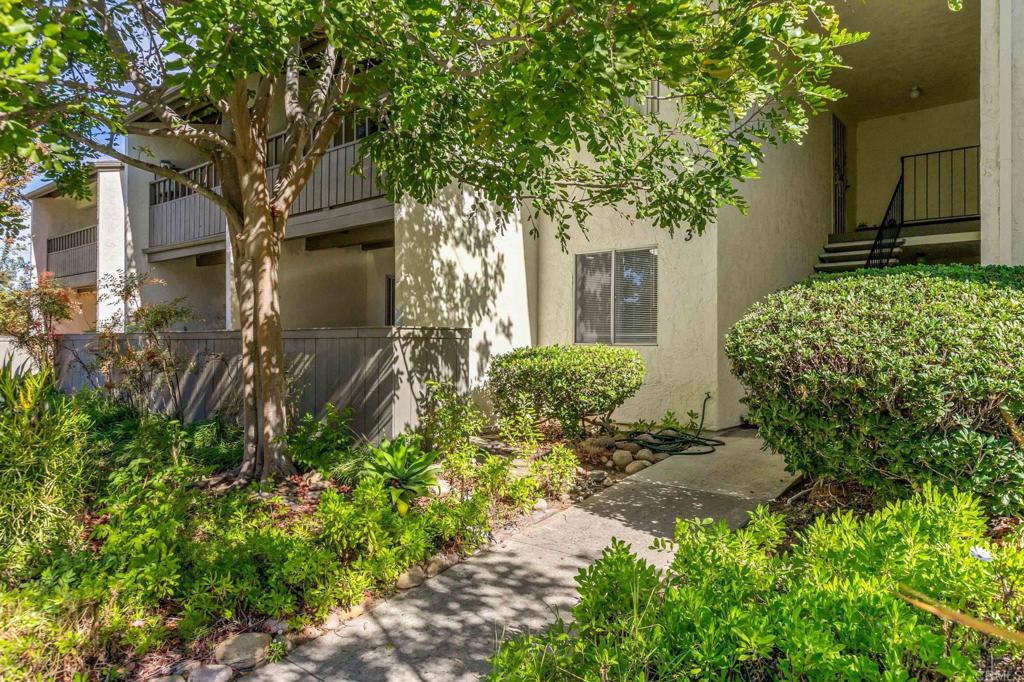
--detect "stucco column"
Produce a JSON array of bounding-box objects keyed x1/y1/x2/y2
[
  {"x1": 981, "y1": 0, "x2": 1024, "y2": 265},
  {"x1": 224, "y1": 234, "x2": 239, "y2": 330},
  {"x1": 94, "y1": 161, "x2": 127, "y2": 328}
]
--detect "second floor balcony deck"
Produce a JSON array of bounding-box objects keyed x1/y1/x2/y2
[
  {"x1": 148, "y1": 127, "x2": 389, "y2": 255},
  {"x1": 46, "y1": 225, "x2": 97, "y2": 286}
]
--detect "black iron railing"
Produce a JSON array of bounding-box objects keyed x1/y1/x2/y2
[{"x1": 866, "y1": 145, "x2": 979, "y2": 268}]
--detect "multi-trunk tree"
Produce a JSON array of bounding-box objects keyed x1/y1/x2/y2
[{"x1": 12, "y1": 0, "x2": 862, "y2": 481}]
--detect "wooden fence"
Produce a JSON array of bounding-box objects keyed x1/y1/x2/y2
[{"x1": 55, "y1": 326, "x2": 469, "y2": 441}]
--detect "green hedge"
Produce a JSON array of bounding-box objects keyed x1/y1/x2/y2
[
  {"x1": 725, "y1": 265, "x2": 1024, "y2": 513},
  {"x1": 488, "y1": 345, "x2": 645, "y2": 437},
  {"x1": 489, "y1": 487, "x2": 1024, "y2": 680}
]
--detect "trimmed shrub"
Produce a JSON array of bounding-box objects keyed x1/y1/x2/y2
[
  {"x1": 0, "y1": 365, "x2": 90, "y2": 583},
  {"x1": 489, "y1": 345, "x2": 645, "y2": 438},
  {"x1": 489, "y1": 487, "x2": 1024, "y2": 681},
  {"x1": 725, "y1": 265, "x2": 1024, "y2": 514}
]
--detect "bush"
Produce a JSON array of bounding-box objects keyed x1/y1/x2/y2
[
  {"x1": 418, "y1": 381, "x2": 485, "y2": 456},
  {"x1": 0, "y1": 392, "x2": 537, "y2": 681},
  {"x1": 489, "y1": 345, "x2": 645, "y2": 438},
  {"x1": 287, "y1": 404, "x2": 364, "y2": 483},
  {"x1": 0, "y1": 365, "x2": 90, "y2": 583},
  {"x1": 489, "y1": 486, "x2": 1024, "y2": 681},
  {"x1": 527, "y1": 445, "x2": 579, "y2": 498},
  {"x1": 725, "y1": 265, "x2": 1024, "y2": 514}
]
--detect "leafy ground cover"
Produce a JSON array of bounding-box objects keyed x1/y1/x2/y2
[
  {"x1": 0, "y1": 373, "x2": 579, "y2": 681},
  {"x1": 489, "y1": 486, "x2": 1024, "y2": 681}
]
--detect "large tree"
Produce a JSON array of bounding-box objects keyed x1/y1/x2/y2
[{"x1": 13, "y1": 0, "x2": 859, "y2": 481}]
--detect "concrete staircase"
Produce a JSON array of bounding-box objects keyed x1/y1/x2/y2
[{"x1": 814, "y1": 237, "x2": 903, "y2": 273}]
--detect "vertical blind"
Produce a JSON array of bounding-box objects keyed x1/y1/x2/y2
[
  {"x1": 575, "y1": 252, "x2": 612, "y2": 343},
  {"x1": 575, "y1": 248, "x2": 658, "y2": 344}
]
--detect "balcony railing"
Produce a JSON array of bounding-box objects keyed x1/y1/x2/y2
[
  {"x1": 149, "y1": 130, "x2": 386, "y2": 250},
  {"x1": 46, "y1": 225, "x2": 97, "y2": 279},
  {"x1": 866, "y1": 145, "x2": 980, "y2": 268}
]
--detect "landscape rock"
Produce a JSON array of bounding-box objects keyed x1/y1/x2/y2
[
  {"x1": 587, "y1": 470, "x2": 608, "y2": 482},
  {"x1": 397, "y1": 565, "x2": 427, "y2": 589},
  {"x1": 533, "y1": 498, "x2": 549, "y2": 511},
  {"x1": 615, "y1": 441, "x2": 642, "y2": 454},
  {"x1": 636, "y1": 449, "x2": 668, "y2": 464},
  {"x1": 214, "y1": 632, "x2": 272, "y2": 669},
  {"x1": 592, "y1": 435, "x2": 617, "y2": 449},
  {"x1": 636, "y1": 433, "x2": 659, "y2": 444},
  {"x1": 188, "y1": 664, "x2": 234, "y2": 682},
  {"x1": 262, "y1": 617, "x2": 286, "y2": 635},
  {"x1": 624, "y1": 460, "x2": 651, "y2": 475},
  {"x1": 604, "y1": 459, "x2": 614, "y2": 468},
  {"x1": 602, "y1": 476, "x2": 617, "y2": 487},
  {"x1": 661, "y1": 429, "x2": 681, "y2": 437},
  {"x1": 153, "y1": 677, "x2": 186, "y2": 682},
  {"x1": 425, "y1": 553, "x2": 458, "y2": 577},
  {"x1": 611, "y1": 450, "x2": 634, "y2": 469}
]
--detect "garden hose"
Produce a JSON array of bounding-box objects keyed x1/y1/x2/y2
[{"x1": 619, "y1": 393, "x2": 724, "y2": 456}]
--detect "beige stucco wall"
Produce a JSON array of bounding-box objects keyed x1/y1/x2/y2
[
  {"x1": 395, "y1": 186, "x2": 537, "y2": 391},
  {"x1": 145, "y1": 257, "x2": 226, "y2": 330},
  {"x1": 278, "y1": 239, "x2": 395, "y2": 328},
  {"x1": 30, "y1": 186, "x2": 97, "y2": 280},
  {"x1": 854, "y1": 99, "x2": 980, "y2": 227},
  {"x1": 715, "y1": 113, "x2": 833, "y2": 428},
  {"x1": 533, "y1": 208, "x2": 720, "y2": 427}
]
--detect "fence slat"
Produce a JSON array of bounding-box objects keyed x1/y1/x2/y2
[{"x1": 55, "y1": 327, "x2": 468, "y2": 441}]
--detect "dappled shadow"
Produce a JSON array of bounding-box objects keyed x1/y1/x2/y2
[
  {"x1": 251, "y1": 541, "x2": 587, "y2": 682},
  {"x1": 394, "y1": 185, "x2": 535, "y2": 411}
]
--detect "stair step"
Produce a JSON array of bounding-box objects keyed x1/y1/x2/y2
[
  {"x1": 814, "y1": 258, "x2": 899, "y2": 273},
  {"x1": 823, "y1": 238, "x2": 905, "y2": 252},
  {"x1": 818, "y1": 248, "x2": 902, "y2": 263}
]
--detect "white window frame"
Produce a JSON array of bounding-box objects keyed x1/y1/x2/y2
[{"x1": 573, "y1": 246, "x2": 658, "y2": 347}]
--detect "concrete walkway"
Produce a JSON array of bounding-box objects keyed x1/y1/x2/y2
[{"x1": 248, "y1": 429, "x2": 794, "y2": 682}]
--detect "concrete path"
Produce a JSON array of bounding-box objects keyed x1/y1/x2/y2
[{"x1": 248, "y1": 429, "x2": 794, "y2": 682}]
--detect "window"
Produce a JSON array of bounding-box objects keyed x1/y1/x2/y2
[
  {"x1": 384, "y1": 274, "x2": 396, "y2": 326},
  {"x1": 575, "y1": 248, "x2": 657, "y2": 345}
]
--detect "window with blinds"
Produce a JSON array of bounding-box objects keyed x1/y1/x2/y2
[{"x1": 574, "y1": 248, "x2": 658, "y2": 345}]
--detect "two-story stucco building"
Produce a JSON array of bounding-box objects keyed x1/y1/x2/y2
[{"x1": 25, "y1": 1, "x2": 1024, "y2": 431}]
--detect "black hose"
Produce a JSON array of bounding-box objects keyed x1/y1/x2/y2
[{"x1": 620, "y1": 393, "x2": 724, "y2": 456}]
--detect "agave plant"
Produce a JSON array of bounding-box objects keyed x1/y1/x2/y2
[{"x1": 362, "y1": 435, "x2": 440, "y2": 515}]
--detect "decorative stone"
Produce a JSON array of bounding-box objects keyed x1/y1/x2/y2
[
  {"x1": 637, "y1": 433, "x2": 659, "y2": 444},
  {"x1": 153, "y1": 677, "x2": 186, "y2": 682},
  {"x1": 425, "y1": 553, "x2": 458, "y2": 577},
  {"x1": 302, "y1": 470, "x2": 323, "y2": 485},
  {"x1": 592, "y1": 435, "x2": 617, "y2": 449},
  {"x1": 533, "y1": 498, "x2": 549, "y2": 512},
  {"x1": 602, "y1": 476, "x2": 617, "y2": 487},
  {"x1": 214, "y1": 632, "x2": 272, "y2": 669},
  {"x1": 611, "y1": 450, "x2": 634, "y2": 469},
  {"x1": 604, "y1": 459, "x2": 614, "y2": 468},
  {"x1": 661, "y1": 429, "x2": 681, "y2": 437},
  {"x1": 616, "y1": 441, "x2": 642, "y2": 454},
  {"x1": 188, "y1": 664, "x2": 234, "y2": 682},
  {"x1": 262, "y1": 617, "x2": 286, "y2": 635},
  {"x1": 397, "y1": 565, "x2": 427, "y2": 589},
  {"x1": 624, "y1": 460, "x2": 651, "y2": 475},
  {"x1": 636, "y1": 449, "x2": 667, "y2": 464},
  {"x1": 587, "y1": 470, "x2": 608, "y2": 482}
]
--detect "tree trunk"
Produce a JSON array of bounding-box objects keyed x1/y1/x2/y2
[
  {"x1": 254, "y1": 213, "x2": 294, "y2": 479},
  {"x1": 233, "y1": 232, "x2": 263, "y2": 482}
]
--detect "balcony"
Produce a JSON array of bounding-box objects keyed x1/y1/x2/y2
[
  {"x1": 148, "y1": 130, "x2": 389, "y2": 255},
  {"x1": 46, "y1": 226, "x2": 97, "y2": 285}
]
